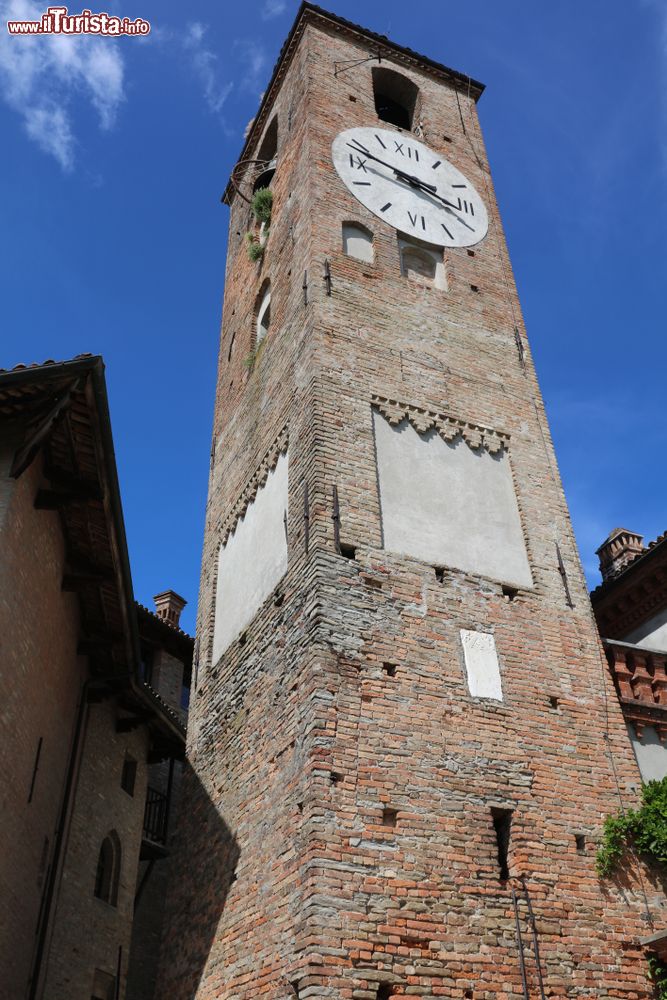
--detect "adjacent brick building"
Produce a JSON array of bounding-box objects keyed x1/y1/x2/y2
[
  {"x1": 592, "y1": 528, "x2": 667, "y2": 783},
  {"x1": 0, "y1": 355, "x2": 192, "y2": 1000}
]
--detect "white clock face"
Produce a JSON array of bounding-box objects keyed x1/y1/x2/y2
[{"x1": 332, "y1": 126, "x2": 488, "y2": 248}]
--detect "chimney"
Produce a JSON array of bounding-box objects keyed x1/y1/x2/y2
[
  {"x1": 596, "y1": 528, "x2": 644, "y2": 582},
  {"x1": 153, "y1": 590, "x2": 187, "y2": 628}
]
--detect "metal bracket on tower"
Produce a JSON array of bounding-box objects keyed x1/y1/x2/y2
[
  {"x1": 514, "y1": 326, "x2": 526, "y2": 373},
  {"x1": 323, "y1": 258, "x2": 332, "y2": 296},
  {"x1": 556, "y1": 542, "x2": 574, "y2": 608}
]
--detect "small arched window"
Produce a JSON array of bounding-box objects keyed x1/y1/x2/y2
[
  {"x1": 372, "y1": 67, "x2": 420, "y2": 131},
  {"x1": 254, "y1": 116, "x2": 278, "y2": 192},
  {"x1": 256, "y1": 282, "x2": 271, "y2": 345},
  {"x1": 342, "y1": 222, "x2": 374, "y2": 263},
  {"x1": 399, "y1": 237, "x2": 446, "y2": 290},
  {"x1": 94, "y1": 830, "x2": 121, "y2": 906}
]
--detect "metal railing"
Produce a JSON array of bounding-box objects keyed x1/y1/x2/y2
[{"x1": 143, "y1": 785, "x2": 168, "y2": 844}]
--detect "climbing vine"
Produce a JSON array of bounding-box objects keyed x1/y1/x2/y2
[
  {"x1": 596, "y1": 776, "x2": 667, "y2": 877},
  {"x1": 648, "y1": 953, "x2": 667, "y2": 999}
]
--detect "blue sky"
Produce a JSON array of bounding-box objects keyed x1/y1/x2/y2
[{"x1": 0, "y1": 0, "x2": 665, "y2": 633}]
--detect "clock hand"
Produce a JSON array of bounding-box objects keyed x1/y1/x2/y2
[
  {"x1": 390, "y1": 172, "x2": 477, "y2": 232},
  {"x1": 347, "y1": 141, "x2": 438, "y2": 193},
  {"x1": 347, "y1": 140, "x2": 475, "y2": 232}
]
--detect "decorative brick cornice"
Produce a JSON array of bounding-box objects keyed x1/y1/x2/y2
[
  {"x1": 218, "y1": 426, "x2": 289, "y2": 547},
  {"x1": 372, "y1": 395, "x2": 509, "y2": 455}
]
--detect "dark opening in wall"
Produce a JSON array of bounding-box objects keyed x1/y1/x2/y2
[
  {"x1": 377, "y1": 986, "x2": 394, "y2": 1000},
  {"x1": 121, "y1": 755, "x2": 137, "y2": 797},
  {"x1": 254, "y1": 115, "x2": 278, "y2": 191},
  {"x1": 491, "y1": 808, "x2": 512, "y2": 880},
  {"x1": 502, "y1": 585, "x2": 518, "y2": 601},
  {"x1": 549, "y1": 695, "x2": 559, "y2": 710},
  {"x1": 340, "y1": 542, "x2": 357, "y2": 560},
  {"x1": 330, "y1": 771, "x2": 343, "y2": 786},
  {"x1": 470, "y1": 284, "x2": 479, "y2": 293},
  {"x1": 372, "y1": 66, "x2": 419, "y2": 131},
  {"x1": 382, "y1": 807, "x2": 398, "y2": 828},
  {"x1": 467, "y1": 249, "x2": 476, "y2": 257},
  {"x1": 434, "y1": 566, "x2": 445, "y2": 583},
  {"x1": 575, "y1": 833, "x2": 586, "y2": 853},
  {"x1": 238, "y1": 632, "x2": 247, "y2": 647},
  {"x1": 383, "y1": 662, "x2": 397, "y2": 677}
]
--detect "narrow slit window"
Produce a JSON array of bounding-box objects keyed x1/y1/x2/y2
[
  {"x1": 94, "y1": 831, "x2": 121, "y2": 906},
  {"x1": 121, "y1": 755, "x2": 137, "y2": 797},
  {"x1": 491, "y1": 808, "x2": 512, "y2": 880}
]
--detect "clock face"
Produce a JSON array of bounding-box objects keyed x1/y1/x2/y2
[{"x1": 332, "y1": 127, "x2": 488, "y2": 248}]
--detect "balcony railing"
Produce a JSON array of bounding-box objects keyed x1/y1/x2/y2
[{"x1": 143, "y1": 785, "x2": 168, "y2": 845}]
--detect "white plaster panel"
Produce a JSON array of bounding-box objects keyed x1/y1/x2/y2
[
  {"x1": 628, "y1": 723, "x2": 667, "y2": 783},
  {"x1": 460, "y1": 630, "x2": 503, "y2": 701},
  {"x1": 213, "y1": 451, "x2": 288, "y2": 661},
  {"x1": 373, "y1": 412, "x2": 532, "y2": 588},
  {"x1": 623, "y1": 610, "x2": 667, "y2": 654}
]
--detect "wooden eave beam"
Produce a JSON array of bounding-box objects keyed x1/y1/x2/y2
[{"x1": 10, "y1": 383, "x2": 78, "y2": 479}]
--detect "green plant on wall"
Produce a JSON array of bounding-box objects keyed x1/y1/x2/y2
[
  {"x1": 242, "y1": 349, "x2": 257, "y2": 370},
  {"x1": 596, "y1": 776, "x2": 667, "y2": 878},
  {"x1": 245, "y1": 233, "x2": 265, "y2": 263},
  {"x1": 648, "y1": 953, "x2": 667, "y2": 999},
  {"x1": 251, "y1": 187, "x2": 273, "y2": 225}
]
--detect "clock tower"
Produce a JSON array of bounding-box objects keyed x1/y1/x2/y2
[{"x1": 158, "y1": 5, "x2": 665, "y2": 998}]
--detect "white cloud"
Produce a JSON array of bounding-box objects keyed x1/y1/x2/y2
[
  {"x1": 261, "y1": 0, "x2": 286, "y2": 20},
  {"x1": 184, "y1": 21, "x2": 233, "y2": 115},
  {"x1": 233, "y1": 39, "x2": 268, "y2": 96},
  {"x1": 0, "y1": 0, "x2": 125, "y2": 170}
]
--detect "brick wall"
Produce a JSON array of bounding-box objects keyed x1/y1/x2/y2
[{"x1": 157, "y1": 14, "x2": 666, "y2": 999}]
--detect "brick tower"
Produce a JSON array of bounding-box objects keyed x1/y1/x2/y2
[{"x1": 158, "y1": 6, "x2": 665, "y2": 998}]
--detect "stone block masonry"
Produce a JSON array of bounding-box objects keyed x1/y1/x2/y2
[{"x1": 156, "y1": 6, "x2": 666, "y2": 999}]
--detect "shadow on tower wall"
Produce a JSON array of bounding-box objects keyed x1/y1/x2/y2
[{"x1": 153, "y1": 760, "x2": 240, "y2": 998}]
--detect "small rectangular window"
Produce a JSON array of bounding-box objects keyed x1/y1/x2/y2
[
  {"x1": 121, "y1": 756, "x2": 137, "y2": 797},
  {"x1": 382, "y1": 807, "x2": 398, "y2": 828}
]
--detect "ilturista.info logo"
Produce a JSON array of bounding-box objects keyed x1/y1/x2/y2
[{"x1": 7, "y1": 6, "x2": 150, "y2": 35}]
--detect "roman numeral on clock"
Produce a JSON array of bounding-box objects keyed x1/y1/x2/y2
[{"x1": 408, "y1": 211, "x2": 426, "y2": 230}]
